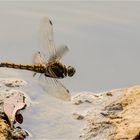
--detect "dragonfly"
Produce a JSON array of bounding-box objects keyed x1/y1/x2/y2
[{"x1": 0, "y1": 17, "x2": 76, "y2": 101}]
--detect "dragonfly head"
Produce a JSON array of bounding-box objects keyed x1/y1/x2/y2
[{"x1": 67, "y1": 66, "x2": 76, "y2": 77}]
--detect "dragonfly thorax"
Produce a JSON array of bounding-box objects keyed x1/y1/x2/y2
[
  {"x1": 45, "y1": 62, "x2": 76, "y2": 79},
  {"x1": 45, "y1": 62, "x2": 67, "y2": 79}
]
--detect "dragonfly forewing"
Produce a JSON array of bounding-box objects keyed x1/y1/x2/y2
[
  {"x1": 39, "y1": 17, "x2": 56, "y2": 62},
  {"x1": 40, "y1": 17, "x2": 69, "y2": 63}
]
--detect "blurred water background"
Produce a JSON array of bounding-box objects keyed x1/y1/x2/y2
[{"x1": 0, "y1": 1, "x2": 140, "y2": 92}]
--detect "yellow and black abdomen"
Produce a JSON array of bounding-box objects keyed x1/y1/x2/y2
[{"x1": 0, "y1": 62, "x2": 46, "y2": 74}]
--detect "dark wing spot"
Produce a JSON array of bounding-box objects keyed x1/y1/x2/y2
[{"x1": 49, "y1": 19, "x2": 53, "y2": 25}]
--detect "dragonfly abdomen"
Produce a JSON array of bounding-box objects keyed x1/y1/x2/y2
[{"x1": 0, "y1": 62, "x2": 46, "y2": 73}]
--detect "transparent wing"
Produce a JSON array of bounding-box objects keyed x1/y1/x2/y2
[
  {"x1": 39, "y1": 16, "x2": 56, "y2": 62},
  {"x1": 32, "y1": 51, "x2": 46, "y2": 76},
  {"x1": 48, "y1": 45, "x2": 69, "y2": 62},
  {"x1": 39, "y1": 75, "x2": 71, "y2": 101},
  {"x1": 40, "y1": 17, "x2": 69, "y2": 62},
  {"x1": 32, "y1": 51, "x2": 46, "y2": 65},
  {"x1": 38, "y1": 17, "x2": 71, "y2": 101}
]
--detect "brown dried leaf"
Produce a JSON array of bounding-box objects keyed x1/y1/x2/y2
[{"x1": 3, "y1": 91, "x2": 26, "y2": 127}]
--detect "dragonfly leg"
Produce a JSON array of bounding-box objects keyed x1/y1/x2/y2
[
  {"x1": 39, "y1": 74, "x2": 43, "y2": 78},
  {"x1": 33, "y1": 73, "x2": 37, "y2": 77}
]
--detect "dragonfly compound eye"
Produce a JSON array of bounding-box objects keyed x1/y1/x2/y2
[{"x1": 67, "y1": 66, "x2": 76, "y2": 77}]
